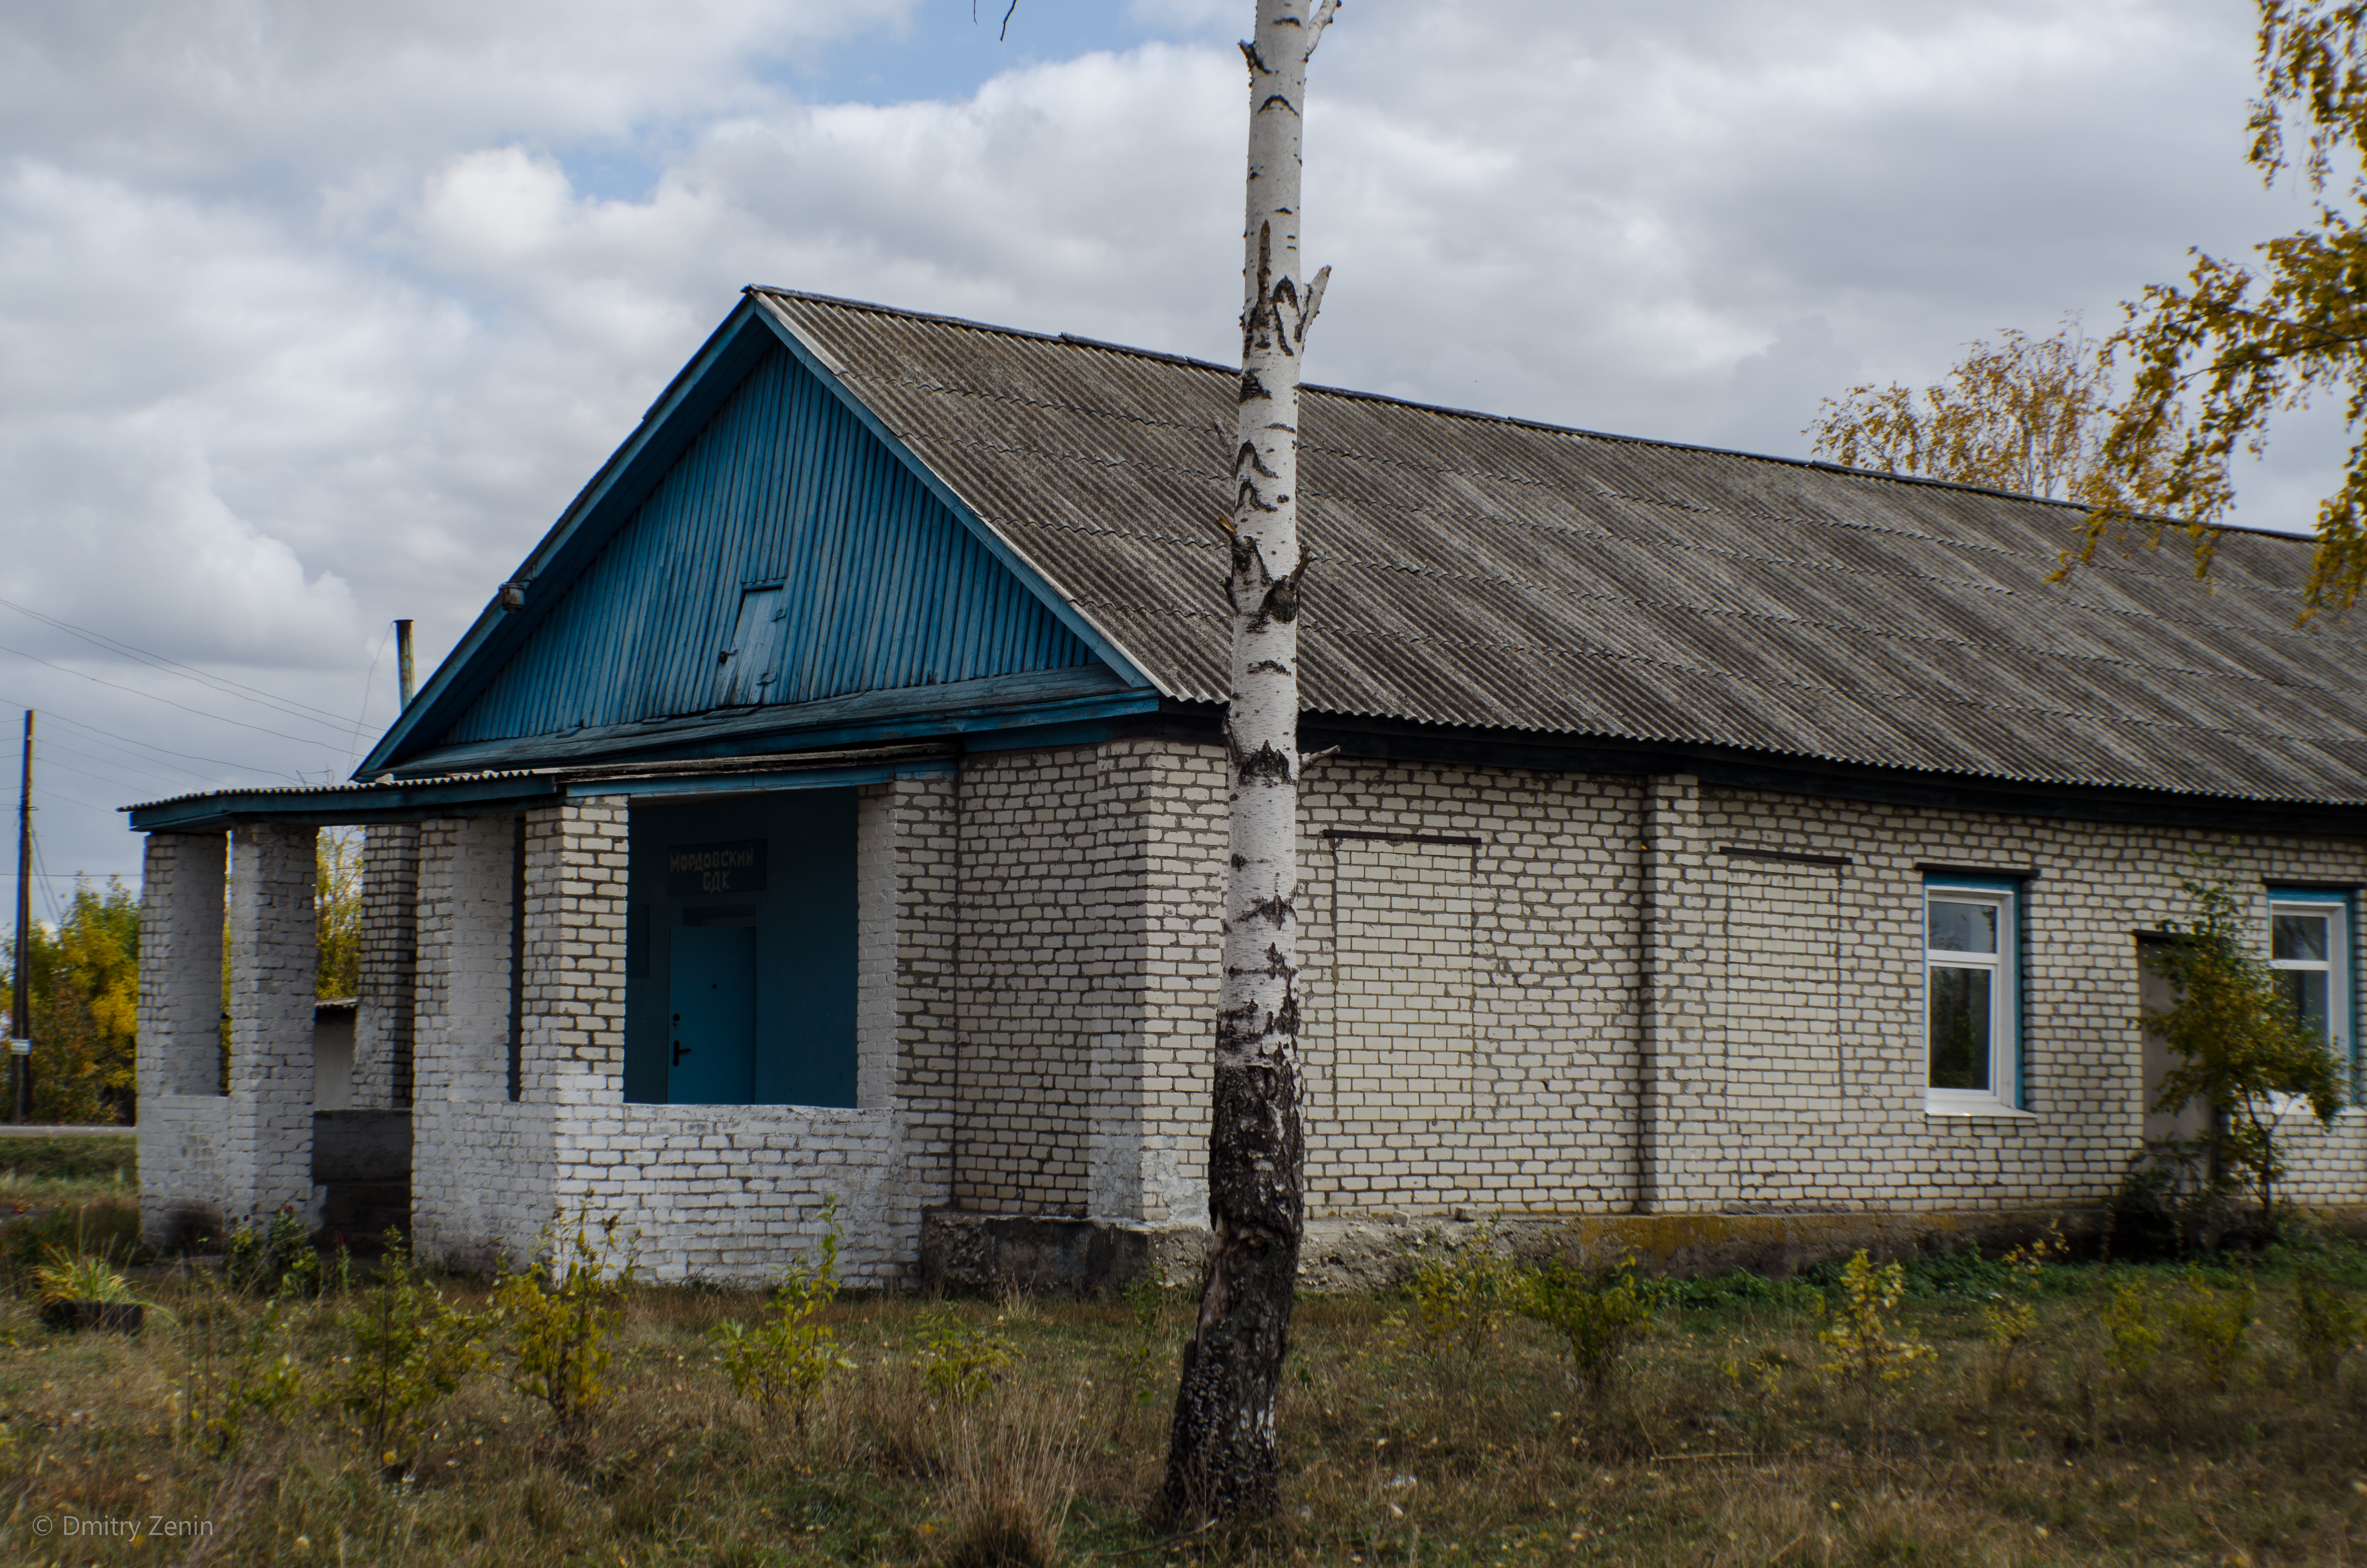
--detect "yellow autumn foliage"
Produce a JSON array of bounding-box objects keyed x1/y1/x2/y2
[{"x1": 4, "y1": 877, "x2": 139, "y2": 1123}]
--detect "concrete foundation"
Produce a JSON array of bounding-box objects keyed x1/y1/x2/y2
[{"x1": 918, "y1": 1203, "x2": 2310, "y2": 1295}]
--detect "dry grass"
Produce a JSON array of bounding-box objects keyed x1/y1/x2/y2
[
  {"x1": 928, "y1": 1378, "x2": 1091, "y2": 1566},
  {"x1": 2, "y1": 1219, "x2": 2367, "y2": 1565}
]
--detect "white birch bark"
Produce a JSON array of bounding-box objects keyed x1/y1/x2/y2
[{"x1": 1164, "y1": 0, "x2": 1336, "y2": 1520}]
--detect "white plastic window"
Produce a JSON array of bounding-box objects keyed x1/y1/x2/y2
[
  {"x1": 1927, "y1": 884, "x2": 2018, "y2": 1113},
  {"x1": 2269, "y1": 895, "x2": 2350, "y2": 1093}
]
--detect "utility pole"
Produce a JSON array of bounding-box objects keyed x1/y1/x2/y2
[
  {"x1": 11, "y1": 710, "x2": 32, "y2": 1123},
  {"x1": 396, "y1": 619, "x2": 416, "y2": 710}
]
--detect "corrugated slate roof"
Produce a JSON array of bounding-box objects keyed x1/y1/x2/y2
[{"x1": 757, "y1": 287, "x2": 2367, "y2": 806}]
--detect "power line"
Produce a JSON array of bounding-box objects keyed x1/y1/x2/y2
[
  {"x1": 37, "y1": 708, "x2": 281, "y2": 775},
  {"x1": 347, "y1": 622, "x2": 396, "y2": 775},
  {"x1": 28, "y1": 834, "x2": 59, "y2": 927},
  {"x1": 37, "y1": 755, "x2": 181, "y2": 797},
  {"x1": 36, "y1": 737, "x2": 212, "y2": 791},
  {"x1": 0, "y1": 644, "x2": 350, "y2": 750},
  {"x1": 33, "y1": 786, "x2": 128, "y2": 819},
  {"x1": 0, "y1": 597, "x2": 362, "y2": 730},
  {"x1": 37, "y1": 741, "x2": 199, "y2": 792},
  {"x1": 3, "y1": 697, "x2": 328, "y2": 780}
]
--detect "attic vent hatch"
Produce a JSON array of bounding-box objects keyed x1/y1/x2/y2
[{"x1": 715, "y1": 586, "x2": 786, "y2": 707}]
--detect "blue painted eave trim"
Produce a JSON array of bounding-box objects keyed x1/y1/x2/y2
[
  {"x1": 568, "y1": 759, "x2": 955, "y2": 800},
  {"x1": 744, "y1": 291, "x2": 1156, "y2": 694},
  {"x1": 711, "y1": 690, "x2": 1165, "y2": 757},
  {"x1": 397, "y1": 683, "x2": 1167, "y2": 774},
  {"x1": 128, "y1": 773, "x2": 562, "y2": 833},
  {"x1": 390, "y1": 666, "x2": 1137, "y2": 772}
]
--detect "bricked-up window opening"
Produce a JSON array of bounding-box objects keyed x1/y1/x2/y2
[
  {"x1": 1329, "y1": 836, "x2": 1478, "y2": 1122},
  {"x1": 507, "y1": 814, "x2": 526, "y2": 1103},
  {"x1": 2269, "y1": 890, "x2": 2353, "y2": 1099},
  {"x1": 1719, "y1": 856, "x2": 1846, "y2": 1119},
  {"x1": 1926, "y1": 878, "x2": 2019, "y2": 1113}
]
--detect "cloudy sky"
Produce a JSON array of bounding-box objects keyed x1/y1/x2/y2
[{"x1": 0, "y1": 0, "x2": 2340, "y2": 903}]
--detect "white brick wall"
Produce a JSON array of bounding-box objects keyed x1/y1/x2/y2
[
  {"x1": 401, "y1": 790, "x2": 954, "y2": 1285},
  {"x1": 520, "y1": 800, "x2": 628, "y2": 1106},
  {"x1": 1676, "y1": 787, "x2": 2367, "y2": 1213},
  {"x1": 548, "y1": 1104, "x2": 909, "y2": 1282},
  {"x1": 136, "y1": 832, "x2": 224, "y2": 1098},
  {"x1": 888, "y1": 773, "x2": 961, "y2": 1261},
  {"x1": 1294, "y1": 760, "x2": 1647, "y2": 1218},
  {"x1": 1097, "y1": 746, "x2": 2367, "y2": 1224},
  {"x1": 137, "y1": 828, "x2": 232, "y2": 1244},
  {"x1": 223, "y1": 824, "x2": 317, "y2": 1223},
  {"x1": 139, "y1": 1096, "x2": 229, "y2": 1246},
  {"x1": 354, "y1": 823, "x2": 418, "y2": 1110},
  {"x1": 1324, "y1": 838, "x2": 1479, "y2": 1126},
  {"x1": 951, "y1": 747, "x2": 1112, "y2": 1213},
  {"x1": 144, "y1": 739, "x2": 2367, "y2": 1277},
  {"x1": 856, "y1": 785, "x2": 898, "y2": 1111},
  {"x1": 1642, "y1": 774, "x2": 1714, "y2": 1210},
  {"x1": 1724, "y1": 862, "x2": 1845, "y2": 1117},
  {"x1": 411, "y1": 814, "x2": 545, "y2": 1266}
]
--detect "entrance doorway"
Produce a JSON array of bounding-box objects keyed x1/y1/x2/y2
[
  {"x1": 669, "y1": 925, "x2": 757, "y2": 1104},
  {"x1": 624, "y1": 789, "x2": 858, "y2": 1107}
]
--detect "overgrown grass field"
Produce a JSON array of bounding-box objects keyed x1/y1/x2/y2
[
  {"x1": 4, "y1": 1152, "x2": 2367, "y2": 1564},
  {"x1": 0, "y1": 1136, "x2": 136, "y2": 1214}
]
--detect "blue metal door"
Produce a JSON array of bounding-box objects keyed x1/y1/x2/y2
[{"x1": 668, "y1": 926, "x2": 756, "y2": 1104}]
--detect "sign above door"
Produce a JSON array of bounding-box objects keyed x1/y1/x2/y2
[{"x1": 666, "y1": 839, "x2": 769, "y2": 898}]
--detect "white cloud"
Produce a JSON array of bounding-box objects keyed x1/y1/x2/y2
[
  {"x1": 0, "y1": 0, "x2": 918, "y2": 185},
  {"x1": 0, "y1": 0, "x2": 2342, "y2": 887}
]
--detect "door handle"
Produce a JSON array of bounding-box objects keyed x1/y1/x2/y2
[{"x1": 672, "y1": 1040, "x2": 692, "y2": 1065}]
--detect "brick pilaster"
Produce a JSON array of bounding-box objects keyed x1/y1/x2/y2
[{"x1": 225, "y1": 823, "x2": 317, "y2": 1222}]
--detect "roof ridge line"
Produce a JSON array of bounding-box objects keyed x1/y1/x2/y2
[{"x1": 752, "y1": 284, "x2": 2311, "y2": 551}]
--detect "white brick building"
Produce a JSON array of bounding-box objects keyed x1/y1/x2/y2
[{"x1": 129, "y1": 291, "x2": 2367, "y2": 1285}]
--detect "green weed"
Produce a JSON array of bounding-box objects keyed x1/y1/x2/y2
[
  {"x1": 1519, "y1": 1252, "x2": 1669, "y2": 1393},
  {"x1": 225, "y1": 1204, "x2": 327, "y2": 1298},
  {"x1": 711, "y1": 1196, "x2": 853, "y2": 1428},
  {"x1": 334, "y1": 1230, "x2": 486, "y2": 1474},
  {"x1": 1815, "y1": 1249, "x2": 1933, "y2": 1384},
  {"x1": 2293, "y1": 1262, "x2": 2362, "y2": 1379},
  {"x1": 2102, "y1": 1275, "x2": 2167, "y2": 1385},
  {"x1": 914, "y1": 1305, "x2": 1016, "y2": 1404},
  {"x1": 1389, "y1": 1216, "x2": 1524, "y2": 1358},
  {"x1": 2167, "y1": 1265, "x2": 2256, "y2": 1392},
  {"x1": 492, "y1": 1209, "x2": 637, "y2": 1437}
]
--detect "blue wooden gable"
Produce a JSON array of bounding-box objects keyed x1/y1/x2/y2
[
  {"x1": 446, "y1": 344, "x2": 1095, "y2": 743},
  {"x1": 363, "y1": 297, "x2": 1153, "y2": 775}
]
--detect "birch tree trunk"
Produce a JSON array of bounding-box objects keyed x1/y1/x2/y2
[{"x1": 1163, "y1": 0, "x2": 1335, "y2": 1522}]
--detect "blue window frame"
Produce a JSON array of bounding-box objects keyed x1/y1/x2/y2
[
  {"x1": 2267, "y1": 888, "x2": 2356, "y2": 1102},
  {"x1": 1925, "y1": 876, "x2": 2022, "y2": 1113}
]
